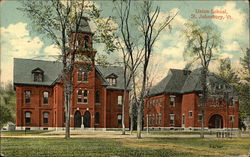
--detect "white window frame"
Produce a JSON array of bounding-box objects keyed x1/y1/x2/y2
[
  {"x1": 77, "y1": 89, "x2": 82, "y2": 104},
  {"x1": 188, "y1": 111, "x2": 193, "y2": 118},
  {"x1": 170, "y1": 95, "x2": 176, "y2": 107},
  {"x1": 118, "y1": 95, "x2": 122, "y2": 106},
  {"x1": 43, "y1": 91, "x2": 49, "y2": 105},
  {"x1": 170, "y1": 114, "x2": 175, "y2": 126},
  {"x1": 83, "y1": 90, "x2": 88, "y2": 104}
]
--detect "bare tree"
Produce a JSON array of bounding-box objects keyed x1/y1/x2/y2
[
  {"x1": 112, "y1": 0, "x2": 144, "y2": 135},
  {"x1": 135, "y1": 1, "x2": 178, "y2": 139},
  {"x1": 183, "y1": 22, "x2": 222, "y2": 138}
]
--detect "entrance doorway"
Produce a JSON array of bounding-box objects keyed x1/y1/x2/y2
[
  {"x1": 74, "y1": 111, "x2": 82, "y2": 128},
  {"x1": 208, "y1": 114, "x2": 223, "y2": 128},
  {"x1": 83, "y1": 111, "x2": 91, "y2": 128}
]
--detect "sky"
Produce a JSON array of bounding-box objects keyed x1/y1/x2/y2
[{"x1": 0, "y1": 0, "x2": 249, "y2": 86}]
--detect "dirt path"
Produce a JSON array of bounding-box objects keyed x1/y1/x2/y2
[{"x1": 2, "y1": 130, "x2": 249, "y2": 139}]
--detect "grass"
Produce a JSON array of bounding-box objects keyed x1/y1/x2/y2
[
  {"x1": 146, "y1": 131, "x2": 217, "y2": 136},
  {"x1": 1, "y1": 130, "x2": 52, "y2": 136},
  {"x1": 1, "y1": 137, "x2": 250, "y2": 157}
]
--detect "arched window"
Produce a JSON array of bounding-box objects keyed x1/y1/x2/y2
[
  {"x1": 83, "y1": 90, "x2": 88, "y2": 104},
  {"x1": 25, "y1": 112, "x2": 31, "y2": 124},
  {"x1": 78, "y1": 71, "x2": 82, "y2": 81},
  {"x1": 95, "y1": 90, "x2": 100, "y2": 104},
  {"x1": 95, "y1": 112, "x2": 100, "y2": 124},
  {"x1": 84, "y1": 36, "x2": 89, "y2": 48},
  {"x1": 43, "y1": 112, "x2": 49, "y2": 124},
  {"x1": 77, "y1": 89, "x2": 82, "y2": 103},
  {"x1": 43, "y1": 91, "x2": 49, "y2": 104}
]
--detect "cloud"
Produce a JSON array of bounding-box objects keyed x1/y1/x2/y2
[
  {"x1": 1, "y1": 22, "x2": 44, "y2": 83},
  {"x1": 223, "y1": 41, "x2": 241, "y2": 52},
  {"x1": 212, "y1": 2, "x2": 248, "y2": 42}
]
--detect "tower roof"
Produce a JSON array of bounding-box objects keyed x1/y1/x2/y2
[{"x1": 71, "y1": 16, "x2": 93, "y2": 34}]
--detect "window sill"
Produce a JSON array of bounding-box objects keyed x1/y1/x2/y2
[{"x1": 95, "y1": 103, "x2": 100, "y2": 105}]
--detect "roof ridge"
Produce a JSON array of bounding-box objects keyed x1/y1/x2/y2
[{"x1": 14, "y1": 58, "x2": 60, "y2": 63}]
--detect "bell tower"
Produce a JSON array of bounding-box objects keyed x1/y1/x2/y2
[{"x1": 68, "y1": 17, "x2": 97, "y2": 64}]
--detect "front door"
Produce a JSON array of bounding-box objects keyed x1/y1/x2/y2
[
  {"x1": 83, "y1": 111, "x2": 91, "y2": 128},
  {"x1": 74, "y1": 111, "x2": 81, "y2": 128},
  {"x1": 208, "y1": 114, "x2": 223, "y2": 128}
]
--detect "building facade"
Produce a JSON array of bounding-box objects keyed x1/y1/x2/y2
[
  {"x1": 144, "y1": 69, "x2": 239, "y2": 130},
  {"x1": 14, "y1": 18, "x2": 129, "y2": 130}
]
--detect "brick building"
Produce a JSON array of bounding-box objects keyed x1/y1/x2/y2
[
  {"x1": 144, "y1": 69, "x2": 239, "y2": 130},
  {"x1": 13, "y1": 18, "x2": 129, "y2": 130}
]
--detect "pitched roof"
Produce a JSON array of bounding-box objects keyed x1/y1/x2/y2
[
  {"x1": 147, "y1": 69, "x2": 190, "y2": 96},
  {"x1": 147, "y1": 68, "x2": 237, "y2": 97},
  {"x1": 13, "y1": 58, "x2": 126, "y2": 90},
  {"x1": 14, "y1": 58, "x2": 62, "y2": 86},
  {"x1": 96, "y1": 65, "x2": 126, "y2": 90}
]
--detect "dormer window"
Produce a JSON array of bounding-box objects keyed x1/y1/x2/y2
[
  {"x1": 32, "y1": 68, "x2": 44, "y2": 82},
  {"x1": 106, "y1": 73, "x2": 118, "y2": 86}
]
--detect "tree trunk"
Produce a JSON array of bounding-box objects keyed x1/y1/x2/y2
[
  {"x1": 200, "y1": 67, "x2": 207, "y2": 138},
  {"x1": 130, "y1": 112, "x2": 134, "y2": 135},
  {"x1": 65, "y1": 91, "x2": 70, "y2": 139},
  {"x1": 122, "y1": 89, "x2": 127, "y2": 135},
  {"x1": 137, "y1": 103, "x2": 142, "y2": 139}
]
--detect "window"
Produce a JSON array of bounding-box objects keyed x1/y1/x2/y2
[
  {"x1": 77, "y1": 90, "x2": 82, "y2": 103},
  {"x1": 43, "y1": 112, "x2": 49, "y2": 124},
  {"x1": 84, "y1": 36, "x2": 89, "y2": 48},
  {"x1": 118, "y1": 96, "x2": 122, "y2": 106},
  {"x1": 83, "y1": 90, "x2": 88, "y2": 104},
  {"x1": 170, "y1": 114, "x2": 175, "y2": 126},
  {"x1": 117, "y1": 114, "x2": 122, "y2": 126},
  {"x1": 43, "y1": 91, "x2": 49, "y2": 104},
  {"x1": 158, "y1": 114, "x2": 162, "y2": 125},
  {"x1": 152, "y1": 114, "x2": 155, "y2": 125},
  {"x1": 189, "y1": 111, "x2": 193, "y2": 117},
  {"x1": 32, "y1": 68, "x2": 44, "y2": 82},
  {"x1": 78, "y1": 71, "x2": 82, "y2": 81},
  {"x1": 170, "y1": 95, "x2": 175, "y2": 106},
  {"x1": 107, "y1": 78, "x2": 117, "y2": 86},
  {"x1": 95, "y1": 112, "x2": 100, "y2": 124},
  {"x1": 34, "y1": 73, "x2": 43, "y2": 82},
  {"x1": 83, "y1": 72, "x2": 88, "y2": 81},
  {"x1": 198, "y1": 114, "x2": 203, "y2": 121},
  {"x1": 230, "y1": 98, "x2": 236, "y2": 107},
  {"x1": 182, "y1": 114, "x2": 185, "y2": 125},
  {"x1": 95, "y1": 90, "x2": 100, "y2": 104},
  {"x1": 148, "y1": 115, "x2": 151, "y2": 125},
  {"x1": 198, "y1": 94, "x2": 202, "y2": 106},
  {"x1": 25, "y1": 90, "x2": 31, "y2": 104},
  {"x1": 25, "y1": 112, "x2": 31, "y2": 124},
  {"x1": 229, "y1": 115, "x2": 235, "y2": 123}
]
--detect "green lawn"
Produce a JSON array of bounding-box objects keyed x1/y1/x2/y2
[
  {"x1": 1, "y1": 137, "x2": 250, "y2": 157},
  {"x1": 1, "y1": 130, "x2": 51, "y2": 136}
]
